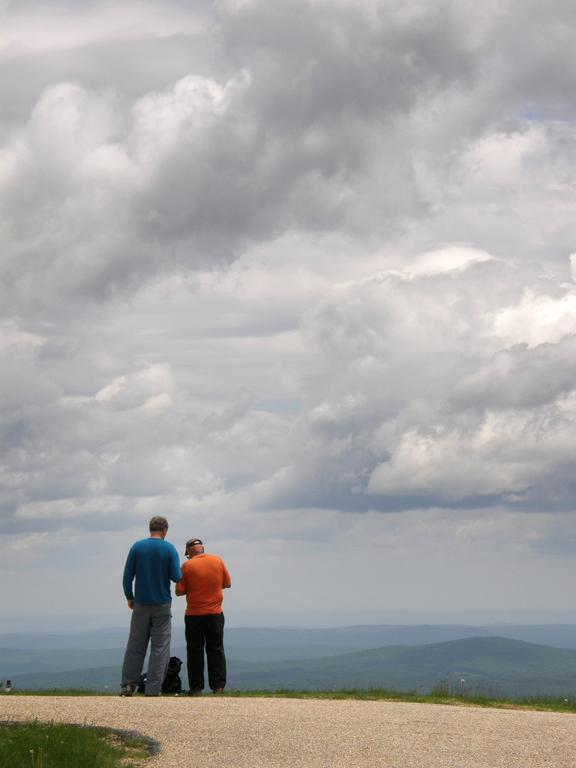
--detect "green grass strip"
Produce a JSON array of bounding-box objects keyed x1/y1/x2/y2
[
  {"x1": 0, "y1": 722, "x2": 150, "y2": 768},
  {"x1": 220, "y1": 688, "x2": 576, "y2": 713},
  {"x1": 5, "y1": 687, "x2": 576, "y2": 713}
]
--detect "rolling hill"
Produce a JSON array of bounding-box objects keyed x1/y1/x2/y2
[
  {"x1": 5, "y1": 636, "x2": 576, "y2": 698},
  {"x1": 227, "y1": 636, "x2": 576, "y2": 697}
]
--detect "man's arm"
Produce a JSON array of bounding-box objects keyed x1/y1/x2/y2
[
  {"x1": 222, "y1": 561, "x2": 232, "y2": 589},
  {"x1": 174, "y1": 557, "x2": 186, "y2": 596},
  {"x1": 169, "y1": 545, "x2": 183, "y2": 583},
  {"x1": 122, "y1": 547, "x2": 136, "y2": 609}
]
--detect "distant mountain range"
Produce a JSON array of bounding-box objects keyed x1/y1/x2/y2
[
  {"x1": 2, "y1": 624, "x2": 576, "y2": 697},
  {"x1": 5, "y1": 637, "x2": 576, "y2": 697},
  {"x1": 4, "y1": 623, "x2": 576, "y2": 657}
]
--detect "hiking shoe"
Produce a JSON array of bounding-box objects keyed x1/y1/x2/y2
[
  {"x1": 145, "y1": 693, "x2": 161, "y2": 697},
  {"x1": 187, "y1": 688, "x2": 203, "y2": 696},
  {"x1": 119, "y1": 685, "x2": 135, "y2": 697},
  {"x1": 212, "y1": 688, "x2": 225, "y2": 694}
]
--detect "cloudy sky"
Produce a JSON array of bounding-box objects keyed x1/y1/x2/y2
[{"x1": 2, "y1": 0, "x2": 576, "y2": 631}]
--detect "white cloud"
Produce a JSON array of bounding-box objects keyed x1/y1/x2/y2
[
  {"x1": 95, "y1": 364, "x2": 173, "y2": 410},
  {"x1": 494, "y1": 290, "x2": 576, "y2": 346},
  {"x1": 255, "y1": 253, "x2": 576, "y2": 511},
  {"x1": 367, "y1": 406, "x2": 575, "y2": 501},
  {"x1": 0, "y1": 1, "x2": 206, "y2": 59},
  {"x1": 406, "y1": 245, "x2": 494, "y2": 277},
  {"x1": 131, "y1": 73, "x2": 241, "y2": 169},
  {"x1": 0, "y1": 319, "x2": 43, "y2": 350}
]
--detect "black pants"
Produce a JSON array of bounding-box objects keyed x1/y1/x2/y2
[{"x1": 185, "y1": 613, "x2": 227, "y2": 691}]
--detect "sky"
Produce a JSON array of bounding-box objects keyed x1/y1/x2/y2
[{"x1": 1, "y1": 0, "x2": 576, "y2": 631}]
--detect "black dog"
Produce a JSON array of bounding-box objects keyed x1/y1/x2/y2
[
  {"x1": 136, "y1": 656, "x2": 183, "y2": 695},
  {"x1": 162, "y1": 656, "x2": 183, "y2": 694}
]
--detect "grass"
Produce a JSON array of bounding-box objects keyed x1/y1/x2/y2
[
  {"x1": 1, "y1": 690, "x2": 112, "y2": 697},
  {"x1": 221, "y1": 688, "x2": 576, "y2": 713},
  {"x1": 0, "y1": 722, "x2": 151, "y2": 768},
  {"x1": 4, "y1": 686, "x2": 576, "y2": 713}
]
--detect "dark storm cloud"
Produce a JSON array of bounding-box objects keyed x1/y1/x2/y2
[
  {"x1": 0, "y1": 0, "x2": 480, "y2": 308},
  {"x1": 120, "y1": 0, "x2": 480, "y2": 282},
  {"x1": 3, "y1": 0, "x2": 576, "y2": 309},
  {"x1": 218, "y1": 0, "x2": 475, "y2": 124}
]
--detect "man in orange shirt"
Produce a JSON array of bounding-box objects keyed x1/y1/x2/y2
[{"x1": 175, "y1": 538, "x2": 232, "y2": 694}]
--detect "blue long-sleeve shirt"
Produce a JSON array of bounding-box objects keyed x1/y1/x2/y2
[{"x1": 122, "y1": 537, "x2": 182, "y2": 605}]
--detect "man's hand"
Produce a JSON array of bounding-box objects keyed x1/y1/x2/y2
[{"x1": 127, "y1": 599, "x2": 135, "y2": 610}]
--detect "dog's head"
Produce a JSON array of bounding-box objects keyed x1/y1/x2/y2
[{"x1": 167, "y1": 656, "x2": 182, "y2": 673}]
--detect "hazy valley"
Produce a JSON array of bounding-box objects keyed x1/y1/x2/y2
[{"x1": 3, "y1": 624, "x2": 576, "y2": 698}]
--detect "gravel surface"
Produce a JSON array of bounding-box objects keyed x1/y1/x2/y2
[{"x1": 1, "y1": 695, "x2": 575, "y2": 767}]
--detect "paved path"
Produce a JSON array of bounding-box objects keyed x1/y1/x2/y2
[{"x1": 2, "y1": 695, "x2": 575, "y2": 767}]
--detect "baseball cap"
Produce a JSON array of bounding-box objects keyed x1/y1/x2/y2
[{"x1": 184, "y1": 538, "x2": 203, "y2": 556}]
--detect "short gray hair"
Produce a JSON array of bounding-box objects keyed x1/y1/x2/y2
[{"x1": 149, "y1": 516, "x2": 169, "y2": 532}]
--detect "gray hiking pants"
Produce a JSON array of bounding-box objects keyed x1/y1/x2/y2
[{"x1": 121, "y1": 602, "x2": 172, "y2": 695}]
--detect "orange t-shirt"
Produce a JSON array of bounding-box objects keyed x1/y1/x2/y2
[{"x1": 176, "y1": 553, "x2": 231, "y2": 615}]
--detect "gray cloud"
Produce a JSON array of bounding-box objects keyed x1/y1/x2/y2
[
  {"x1": 0, "y1": 0, "x2": 488, "y2": 308},
  {"x1": 251, "y1": 255, "x2": 576, "y2": 512},
  {"x1": 452, "y1": 337, "x2": 576, "y2": 410},
  {"x1": 2, "y1": 0, "x2": 576, "y2": 622}
]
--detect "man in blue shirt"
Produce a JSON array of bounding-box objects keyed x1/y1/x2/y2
[{"x1": 120, "y1": 516, "x2": 182, "y2": 696}]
